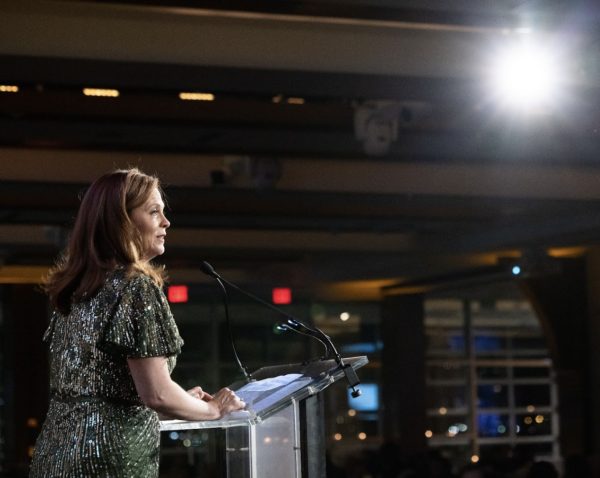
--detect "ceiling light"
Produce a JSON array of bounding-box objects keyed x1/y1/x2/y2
[
  {"x1": 0, "y1": 85, "x2": 19, "y2": 93},
  {"x1": 83, "y1": 88, "x2": 119, "y2": 97},
  {"x1": 179, "y1": 92, "x2": 215, "y2": 101},
  {"x1": 490, "y1": 41, "x2": 560, "y2": 111}
]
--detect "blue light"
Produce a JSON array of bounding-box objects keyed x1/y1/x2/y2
[
  {"x1": 512, "y1": 265, "x2": 521, "y2": 276},
  {"x1": 348, "y1": 383, "x2": 379, "y2": 412},
  {"x1": 478, "y1": 414, "x2": 507, "y2": 437},
  {"x1": 341, "y1": 341, "x2": 383, "y2": 354}
]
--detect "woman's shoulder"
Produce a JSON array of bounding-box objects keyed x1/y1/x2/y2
[{"x1": 108, "y1": 268, "x2": 159, "y2": 289}]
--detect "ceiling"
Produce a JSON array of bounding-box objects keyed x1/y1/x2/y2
[{"x1": 1, "y1": 0, "x2": 600, "y2": 300}]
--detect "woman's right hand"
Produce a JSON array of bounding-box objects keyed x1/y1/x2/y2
[{"x1": 208, "y1": 387, "x2": 246, "y2": 418}]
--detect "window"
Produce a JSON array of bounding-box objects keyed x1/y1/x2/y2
[{"x1": 425, "y1": 294, "x2": 558, "y2": 466}]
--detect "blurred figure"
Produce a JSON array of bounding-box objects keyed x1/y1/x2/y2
[
  {"x1": 526, "y1": 460, "x2": 559, "y2": 478},
  {"x1": 458, "y1": 462, "x2": 502, "y2": 478},
  {"x1": 459, "y1": 464, "x2": 484, "y2": 478},
  {"x1": 563, "y1": 454, "x2": 591, "y2": 478}
]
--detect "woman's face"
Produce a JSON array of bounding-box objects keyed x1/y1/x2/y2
[{"x1": 130, "y1": 187, "x2": 170, "y2": 261}]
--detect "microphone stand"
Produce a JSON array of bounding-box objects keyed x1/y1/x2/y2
[{"x1": 200, "y1": 261, "x2": 361, "y2": 398}]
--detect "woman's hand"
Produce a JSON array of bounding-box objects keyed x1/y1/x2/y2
[
  {"x1": 186, "y1": 386, "x2": 213, "y2": 402},
  {"x1": 207, "y1": 387, "x2": 246, "y2": 418},
  {"x1": 128, "y1": 356, "x2": 244, "y2": 421}
]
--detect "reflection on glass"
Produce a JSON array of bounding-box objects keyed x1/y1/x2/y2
[
  {"x1": 477, "y1": 384, "x2": 508, "y2": 408},
  {"x1": 477, "y1": 414, "x2": 509, "y2": 437},
  {"x1": 477, "y1": 366, "x2": 507, "y2": 379},
  {"x1": 516, "y1": 414, "x2": 552, "y2": 436},
  {"x1": 426, "y1": 385, "x2": 467, "y2": 409},
  {"x1": 515, "y1": 385, "x2": 550, "y2": 407}
]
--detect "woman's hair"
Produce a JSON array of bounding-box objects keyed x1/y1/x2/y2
[{"x1": 44, "y1": 168, "x2": 166, "y2": 313}]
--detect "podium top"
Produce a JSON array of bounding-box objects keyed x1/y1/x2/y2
[
  {"x1": 249, "y1": 356, "x2": 367, "y2": 381},
  {"x1": 160, "y1": 355, "x2": 368, "y2": 432}
]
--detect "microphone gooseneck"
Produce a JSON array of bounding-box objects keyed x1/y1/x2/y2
[
  {"x1": 200, "y1": 260, "x2": 361, "y2": 398},
  {"x1": 201, "y1": 261, "x2": 252, "y2": 383}
]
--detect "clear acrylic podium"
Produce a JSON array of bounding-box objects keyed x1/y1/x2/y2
[{"x1": 160, "y1": 356, "x2": 368, "y2": 478}]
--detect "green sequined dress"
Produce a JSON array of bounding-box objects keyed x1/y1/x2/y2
[{"x1": 30, "y1": 270, "x2": 183, "y2": 478}]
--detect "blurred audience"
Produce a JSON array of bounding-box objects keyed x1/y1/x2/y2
[
  {"x1": 324, "y1": 443, "x2": 598, "y2": 478},
  {"x1": 525, "y1": 461, "x2": 558, "y2": 478}
]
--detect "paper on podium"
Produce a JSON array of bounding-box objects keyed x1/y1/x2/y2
[{"x1": 235, "y1": 373, "x2": 313, "y2": 414}]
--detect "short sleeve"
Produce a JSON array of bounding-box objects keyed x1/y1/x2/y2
[
  {"x1": 102, "y1": 275, "x2": 183, "y2": 358},
  {"x1": 42, "y1": 310, "x2": 60, "y2": 343}
]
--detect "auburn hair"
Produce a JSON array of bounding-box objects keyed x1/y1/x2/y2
[{"x1": 45, "y1": 168, "x2": 166, "y2": 313}]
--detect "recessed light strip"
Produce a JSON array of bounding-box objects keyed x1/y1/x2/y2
[
  {"x1": 179, "y1": 92, "x2": 215, "y2": 101},
  {"x1": 83, "y1": 88, "x2": 120, "y2": 97},
  {"x1": 0, "y1": 85, "x2": 19, "y2": 93}
]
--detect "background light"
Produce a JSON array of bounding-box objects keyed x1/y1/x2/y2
[
  {"x1": 512, "y1": 265, "x2": 521, "y2": 276},
  {"x1": 348, "y1": 384, "x2": 379, "y2": 412},
  {"x1": 83, "y1": 87, "x2": 119, "y2": 97},
  {"x1": 272, "y1": 287, "x2": 292, "y2": 304},
  {"x1": 179, "y1": 92, "x2": 215, "y2": 101},
  {"x1": 0, "y1": 85, "x2": 19, "y2": 93},
  {"x1": 168, "y1": 285, "x2": 189, "y2": 303}
]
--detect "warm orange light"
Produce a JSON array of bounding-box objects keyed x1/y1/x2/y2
[
  {"x1": 535, "y1": 415, "x2": 544, "y2": 424},
  {"x1": 26, "y1": 417, "x2": 39, "y2": 428}
]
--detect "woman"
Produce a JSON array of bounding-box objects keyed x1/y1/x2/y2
[{"x1": 30, "y1": 168, "x2": 245, "y2": 477}]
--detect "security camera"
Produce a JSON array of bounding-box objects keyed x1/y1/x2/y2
[{"x1": 354, "y1": 101, "x2": 399, "y2": 156}]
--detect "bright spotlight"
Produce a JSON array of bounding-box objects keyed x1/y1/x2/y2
[{"x1": 491, "y1": 42, "x2": 559, "y2": 111}]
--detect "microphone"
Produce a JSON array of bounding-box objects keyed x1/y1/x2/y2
[
  {"x1": 200, "y1": 261, "x2": 362, "y2": 398},
  {"x1": 199, "y1": 260, "x2": 219, "y2": 278}
]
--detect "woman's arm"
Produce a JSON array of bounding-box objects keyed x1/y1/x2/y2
[{"x1": 127, "y1": 356, "x2": 245, "y2": 420}]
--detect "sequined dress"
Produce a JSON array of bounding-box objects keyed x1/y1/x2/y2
[{"x1": 30, "y1": 270, "x2": 183, "y2": 478}]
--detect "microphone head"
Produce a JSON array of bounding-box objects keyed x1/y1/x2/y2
[
  {"x1": 200, "y1": 260, "x2": 219, "y2": 278},
  {"x1": 350, "y1": 387, "x2": 362, "y2": 398},
  {"x1": 274, "y1": 323, "x2": 290, "y2": 334}
]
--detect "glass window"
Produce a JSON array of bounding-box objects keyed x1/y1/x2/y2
[
  {"x1": 425, "y1": 285, "x2": 559, "y2": 467},
  {"x1": 478, "y1": 413, "x2": 510, "y2": 437},
  {"x1": 477, "y1": 384, "x2": 509, "y2": 408}
]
